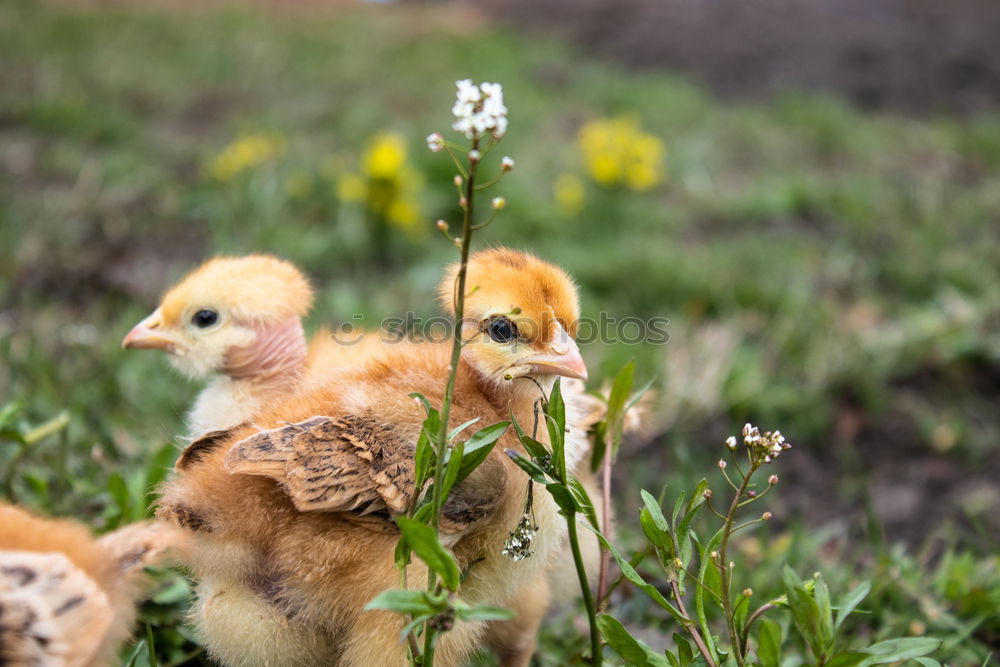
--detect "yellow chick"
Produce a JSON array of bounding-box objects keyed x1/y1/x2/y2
[
  {"x1": 156, "y1": 248, "x2": 591, "y2": 666},
  {"x1": 122, "y1": 255, "x2": 315, "y2": 435},
  {"x1": 0, "y1": 505, "x2": 189, "y2": 666}
]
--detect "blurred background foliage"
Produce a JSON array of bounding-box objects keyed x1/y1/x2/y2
[{"x1": 1, "y1": 0, "x2": 998, "y2": 664}]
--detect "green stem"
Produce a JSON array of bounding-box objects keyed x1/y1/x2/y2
[
  {"x1": 718, "y1": 465, "x2": 757, "y2": 667},
  {"x1": 420, "y1": 137, "x2": 480, "y2": 666},
  {"x1": 567, "y1": 511, "x2": 602, "y2": 665}
]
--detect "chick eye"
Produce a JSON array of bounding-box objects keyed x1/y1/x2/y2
[
  {"x1": 191, "y1": 309, "x2": 219, "y2": 329},
  {"x1": 486, "y1": 316, "x2": 518, "y2": 343}
]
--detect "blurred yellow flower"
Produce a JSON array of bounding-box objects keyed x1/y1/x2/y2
[
  {"x1": 337, "y1": 173, "x2": 366, "y2": 202},
  {"x1": 554, "y1": 172, "x2": 584, "y2": 216},
  {"x1": 339, "y1": 132, "x2": 424, "y2": 235},
  {"x1": 364, "y1": 133, "x2": 407, "y2": 179},
  {"x1": 578, "y1": 117, "x2": 665, "y2": 191},
  {"x1": 209, "y1": 133, "x2": 284, "y2": 181}
]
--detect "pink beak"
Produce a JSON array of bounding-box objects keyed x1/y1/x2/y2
[
  {"x1": 122, "y1": 309, "x2": 178, "y2": 352},
  {"x1": 518, "y1": 325, "x2": 588, "y2": 381}
]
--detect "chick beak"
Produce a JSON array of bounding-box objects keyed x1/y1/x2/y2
[
  {"x1": 519, "y1": 326, "x2": 588, "y2": 381},
  {"x1": 122, "y1": 309, "x2": 178, "y2": 352}
]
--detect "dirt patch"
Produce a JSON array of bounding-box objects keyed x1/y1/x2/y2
[{"x1": 484, "y1": 0, "x2": 1000, "y2": 115}]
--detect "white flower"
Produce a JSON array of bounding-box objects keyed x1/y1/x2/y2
[
  {"x1": 501, "y1": 156, "x2": 515, "y2": 172},
  {"x1": 725, "y1": 436, "x2": 737, "y2": 450},
  {"x1": 451, "y1": 79, "x2": 508, "y2": 141},
  {"x1": 426, "y1": 133, "x2": 444, "y2": 152}
]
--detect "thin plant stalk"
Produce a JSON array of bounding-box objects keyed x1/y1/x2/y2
[
  {"x1": 717, "y1": 464, "x2": 756, "y2": 666},
  {"x1": 421, "y1": 137, "x2": 480, "y2": 664},
  {"x1": 568, "y1": 510, "x2": 602, "y2": 665},
  {"x1": 597, "y1": 453, "x2": 613, "y2": 607}
]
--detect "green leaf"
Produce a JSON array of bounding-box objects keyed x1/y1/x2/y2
[
  {"x1": 824, "y1": 651, "x2": 868, "y2": 667},
  {"x1": 569, "y1": 477, "x2": 600, "y2": 530},
  {"x1": 733, "y1": 589, "x2": 751, "y2": 634},
  {"x1": 440, "y1": 441, "x2": 464, "y2": 499},
  {"x1": 588, "y1": 526, "x2": 687, "y2": 625},
  {"x1": 625, "y1": 378, "x2": 655, "y2": 413},
  {"x1": 914, "y1": 659, "x2": 942, "y2": 667},
  {"x1": 783, "y1": 565, "x2": 824, "y2": 662},
  {"x1": 545, "y1": 394, "x2": 566, "y2": 481},
  {"x1": 671, "y1": 491, "x2": 686, "y2": 530},
  {"x1": 605, "y1": 361, "x2": 635, "y2": 458},
  {"x1": 453, "y1": 421, "x2": 509, "y2": 485},
  {"x1": 757, "y1": 618, "x2": 782, "y2": 667},
  {"x1": 640, "y1": 489, "x2": 674, "y2": 555},
  {"x1": 814, "y1": 572, "x2": 834, "y2": 651},
  {"x1": 853, "y1": 638, "x2": 941, "y2": 666},
  {"x1": 597, "y1": 614, "x2": 670, "y2": 667},
  {"x1": 665, "y1": 649, "x2": 681, "y2": 667},
  {"x1": 640, "y1": 507, "x2": 673, "y2": 552},
  {"x1": 365, "y1": 589, "x2": 444, "y2": 615},
  {"x1": 414, "y1": 428, "x2": 434, "y2": 489},
  {"x1": 641, "y1": 489, "x2": 669, "y2": 532},
  {"x1": 505, "y1": 449, "x2": 550, "y2": 484},
  {"x1": 834, "y1": 581, "x2": 871, "y2": 632},
  {"x1": 145, "y1": 624, "x2": 156, "y2": 664},
  {"x1": 673, "y1": 632, "x2": 694, "y2": 666},
  {"x1": 509, "y1": 407, "x2": 550, "y2": 459},
  {"x1": 448, "y1": 417, "x2": 480, "y2": 441},
  {"x1": 396, "y1": 517, "x2": 461, "y2": 591},
  {"x1": 589, "y1": 420, "x2": 608, "y2": 472},
  {"x1": 123, "y1": 639, "x2": 146, "y2": 667},
  {"x1": 546, "y1": 482, "x2": 577, "y2": 516},
  {"x1": 676, "y1": 479, "x2": 708, "y2": 568},
  {"x1": 454, "y1": 603, "x2": 514, "y2": 622},
  {"x1": 394, "y1": 535, "x2": 411, "y2": 570}
]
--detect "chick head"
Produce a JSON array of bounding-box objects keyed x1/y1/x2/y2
[
  {"x1": 440, "y1": 247, "x2": 587, "y2": 389},
  {"x1": 122, "y1": 255, "x2": 312, "y2": 379}
]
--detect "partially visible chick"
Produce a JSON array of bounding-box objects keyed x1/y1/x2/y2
[
  {"x1": 0, "y1": 505, "x2": 189, "y2": 666},
  {"x1": 157, "y1": 248, "x2": 590, "y2": 667},
  {"x1": 122, "y1": 255, "x2": 314, "y2": 435}
]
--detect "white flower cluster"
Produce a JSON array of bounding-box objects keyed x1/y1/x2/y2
[
  {"x1": 741, "y1": 422, "x2": 790, "y2": 464},
  {"x1": 452, "y1": 79, "x2": 508, "y2": 141}
]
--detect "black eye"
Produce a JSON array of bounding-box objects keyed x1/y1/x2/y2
[
  {"x1": 191, "y1": 309, "x2": 219, "y2": 329},
  {"x1": 486, "y1": 316, "x2": 518, "y2": 343}
]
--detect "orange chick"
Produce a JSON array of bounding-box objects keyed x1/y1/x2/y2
[
  {"x1": 156, "y1": 248, "x2": 591, "y2": 666},
  {"x1": 0, "y1": 505, "x2": 189, "y2": 666}
]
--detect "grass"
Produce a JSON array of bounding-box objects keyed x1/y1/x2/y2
[{"x1": 1, "y1": 1, "x2": 998, "y2": 664}]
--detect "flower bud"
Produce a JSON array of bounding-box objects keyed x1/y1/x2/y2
[
  {"x1": 768, "y1": 474, "x2": 779, "y2": 486},
  {"x1": 717, "y1": 459, "x2": 727, "y2": 469},
  {"x1": 725, "y1": 436, "x2": 737, "y2": 450},
  {"x1": 703, "y1": 489, "x2": 712, "y2": 499},
  {"x1": 761, "y1": 512, "x2": 773, "y2": 520},
  {"x1": 436, "y1": 220, "x2": 449, "y2": 232},
  {"x1": 747, "y1": 490, "x2": 757, "y2": 498},
  {"x1": 454, "y1": 175, "x2": 463, "y2": 187},
  {"x1": 426, "y1": 132, "x2": 444, "y2": 152},
  {"x1": 453, "y1": 236, "x2": 463, "y2": 248},
  {"x1": 492, "y1": 196, "x2": 506, "y2": 210},
  {"x1": 742, "y1": 588, "x2": 753, "y2": 597},
  {"x1": 501, "y1": 156, "x2": 514, "y2": 172},
  {"x1": 459, "y1": 196, "x2": 468, "y2": 208},
  {"x1": 710, "y1": 550, "x2": 718, "y2": 559},
  {"x1": 468, "y1": 149, "x2": 481, "y2": 163}
]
